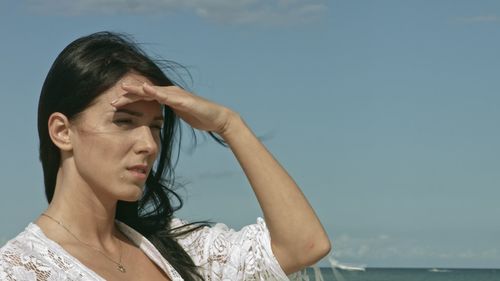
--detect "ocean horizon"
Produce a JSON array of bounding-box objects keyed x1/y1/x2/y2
[{"x1": 304, "y1": 267, "x2": 500, "y2": 281}]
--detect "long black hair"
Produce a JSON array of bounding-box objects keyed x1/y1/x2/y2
[{"x1": 38, "y1": 31, "x2": 211, "y2": 280}]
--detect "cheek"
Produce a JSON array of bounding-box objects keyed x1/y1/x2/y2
[
  {"x1": 73, "y1": 132, "x2": 131, "y2": 171},
  {"x1": 72, "y1": 133, "x2": 133, "y2": 189}
]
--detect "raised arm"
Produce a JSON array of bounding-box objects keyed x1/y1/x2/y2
[
  {"x1": 114, "y1": 82, "x2": 331, "y2": 274},
  {"x1": 218, "y1": 112, "x2": 331, "y2": 274}
]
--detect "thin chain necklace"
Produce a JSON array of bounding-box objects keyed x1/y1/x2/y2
[{"x1": 41, "y1": 213, "x2": 127, "y2": 273}]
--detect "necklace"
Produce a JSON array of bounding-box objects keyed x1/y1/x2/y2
[{"x1": 41, "y1": 213, "x2": 127, "y2": 273}]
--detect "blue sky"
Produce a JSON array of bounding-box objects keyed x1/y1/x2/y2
[{"x1": 0, "y1": 0, "x2": 499, "y2": 268}]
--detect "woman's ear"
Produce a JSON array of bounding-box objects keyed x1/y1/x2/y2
[{"x1": 48, "y1": 112, "x2": 73, "y2": 151}]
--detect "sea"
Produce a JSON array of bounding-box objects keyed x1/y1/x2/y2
[{"x1": 303, "y1": 267, "x2": 500, "y2": 281}]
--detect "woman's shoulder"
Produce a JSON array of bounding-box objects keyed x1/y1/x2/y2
[
  {"x1": 0, "y1": 223, "x2": 49, "y2": 279},
  {"x1": 169, "y1": 217, "x2": 297, "y2": 280},
  {"x1": 169, "y1": 217, "x2": 271, "y2": 242},
  {"x1": 0, "y1": 223, "x2": 39, "y2": 256},
  {"x1": 169, "y1": 217, "x2": 211, "y2": 243},
  {"x1": 0, "y1": 223, "x2": 89, "y2": 280}
]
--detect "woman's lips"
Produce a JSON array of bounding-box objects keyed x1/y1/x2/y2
[{"x1": 127, "y1": 165, "x2": 148, "y2": 180}]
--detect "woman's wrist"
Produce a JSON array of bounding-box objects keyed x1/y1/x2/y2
[{"x1": 218, "y1": 110, "x2": 247, "y2": 142}]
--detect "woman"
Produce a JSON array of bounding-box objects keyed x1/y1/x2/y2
[{"x1": 0, "y1": 31, "x2": 330, "y2": 280}]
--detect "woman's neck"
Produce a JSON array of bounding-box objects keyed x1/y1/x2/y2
[{"x1": 40, "y1": 166, "x2": 121, "y2": 249}]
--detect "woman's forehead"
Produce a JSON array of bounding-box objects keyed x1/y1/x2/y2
[{"x1": 120, "y1": 73, "x2": 153, "y2": 86}]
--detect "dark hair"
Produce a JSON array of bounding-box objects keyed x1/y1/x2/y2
[{"x1": 38, "y1": 31, "x2": 207, "y2": 280}]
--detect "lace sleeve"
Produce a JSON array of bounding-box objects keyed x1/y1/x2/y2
[{"x1": 172, "y1": 217, "x2": 307, "y2": 281}]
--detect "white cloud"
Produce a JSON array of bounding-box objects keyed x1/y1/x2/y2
[
  {"x1": 332, "y1": 233, "x2": 498, "y2": 261},
  {"x1": 25, "y1": 0, "x2": 328, "y2": 25}
]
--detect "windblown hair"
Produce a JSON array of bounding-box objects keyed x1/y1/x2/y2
[{"x1": 38, "y1": 31, "x2": 208, "y2": 280}]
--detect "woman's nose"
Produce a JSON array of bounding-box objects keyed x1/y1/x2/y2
[{"x1": 134, "y1": 126, "x2": 159, "y2": 156}]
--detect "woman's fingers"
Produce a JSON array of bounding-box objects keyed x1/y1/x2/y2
[
  {"x1": 110, "y1": 83, "x2": 149, "y2": 107},
  {"x1": 141, "y1": 83, "x2": 174, "y2": 105},
  {"x1": 113, "y1": 82, "x2": 184, "y2": 108},
  {"x1": 143, "y1": 83, "x2": 194, "y2": 108},
  {"x1": 112, "y1": 81, "x2": 232, "y2": 134},
  {"x1": 111, "y1": 93, "x2": 148, "y2": 107}
]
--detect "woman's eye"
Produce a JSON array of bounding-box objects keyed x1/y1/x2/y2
[
  {"x1": 150, "y1": 124, "x2": 163, "y2": 131},
  {"x1": 113, "y1": 119, "x2": 162, "y2": 132},
  {"x1": 113, "y1": 119, "x2": 133, "y2": 126}
]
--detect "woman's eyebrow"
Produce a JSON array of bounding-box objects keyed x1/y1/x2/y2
[{"x1": 115, "y1": 108, "x2": 163, "y2": 121}]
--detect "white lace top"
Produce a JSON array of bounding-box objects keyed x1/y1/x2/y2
[{"x1": 0, "y1": 217, "x2": 304, "y2": 280}]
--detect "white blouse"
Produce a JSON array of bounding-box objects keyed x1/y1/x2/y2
[{"x1": 0, "y1": 217, "x2": 305, "y2": 280}]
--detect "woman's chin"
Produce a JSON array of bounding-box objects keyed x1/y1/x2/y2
[{"x1": 118, "y1": 185, "x2": 144, "y2": 202}]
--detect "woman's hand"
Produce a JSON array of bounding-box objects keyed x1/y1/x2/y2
[{"x1": 112, "y1": 82, "x2": 236, "y2": 136}]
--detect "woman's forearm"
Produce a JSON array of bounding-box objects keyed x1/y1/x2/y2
[{"x1": 219, "y1": 111, "x2": 331, "y2": 274}]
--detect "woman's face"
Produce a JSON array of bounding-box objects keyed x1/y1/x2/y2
[{"x1": 68, "y1": 73, "x2": 163, "y2": 202}]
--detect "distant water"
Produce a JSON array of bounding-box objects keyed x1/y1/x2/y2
[{"x1": 305, "y1": 267, "x2": 500, "y2": 281}]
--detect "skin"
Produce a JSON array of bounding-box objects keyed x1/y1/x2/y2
[{"x1": 35, "y1": 72, "x2": 331, "y2": 280}]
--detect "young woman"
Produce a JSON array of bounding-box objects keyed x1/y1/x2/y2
[{"x1": 0, "y1": 31, "x2": 330, "y2": 281}]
